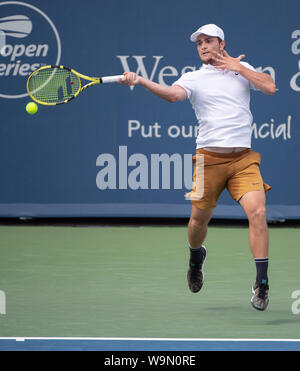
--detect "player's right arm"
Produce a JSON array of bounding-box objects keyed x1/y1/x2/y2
[{"x1": 119, "y1": 72, "x2": 187, "y2": 103}]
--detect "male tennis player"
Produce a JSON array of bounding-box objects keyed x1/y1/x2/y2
[{"x1": 119, "y1": 24, "x2": 276, "y2": 311}]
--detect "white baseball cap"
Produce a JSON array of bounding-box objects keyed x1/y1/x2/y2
[{"x1": 190, "y1": 24, "x2": 225, "y2": 42}]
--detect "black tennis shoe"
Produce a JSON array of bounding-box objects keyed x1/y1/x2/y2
[
  {"x1": 187, "y1": 246, "x2": 206, "y2": 293},
  {"x1": 251, "y1": 281, "x2": 269, "y2": 311}
]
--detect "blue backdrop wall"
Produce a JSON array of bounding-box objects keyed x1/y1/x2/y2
[{"x1": 0, "y1": 0, "x2": 299, "y2": 220}]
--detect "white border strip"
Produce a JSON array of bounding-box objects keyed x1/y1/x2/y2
[{"x1": 0, "y1": 337, "x2": 300, "y2": 342}]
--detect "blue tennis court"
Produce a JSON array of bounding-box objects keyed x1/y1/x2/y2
[{"x1": 0, "y1": 337, "x2": 300, "y2": 351}]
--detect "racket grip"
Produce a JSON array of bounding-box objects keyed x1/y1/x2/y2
[{"x1": 101, "y1": 75, "x2": 124, "y2": 83}]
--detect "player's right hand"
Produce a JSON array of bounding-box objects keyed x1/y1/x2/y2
[{"x1": 118, "y1": 72, "x2": 141, "y2": 86}]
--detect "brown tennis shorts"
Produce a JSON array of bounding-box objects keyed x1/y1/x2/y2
[{"x1": 186, "y1": 148, "x2": 271, "y2": 210}]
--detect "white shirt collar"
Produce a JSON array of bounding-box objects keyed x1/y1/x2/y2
[
  {"x1": 201, "y1": 63, "x2": 227, "y2": 74},
  {"x1": 201, "y1": 63, "x2": 218, "y2": 70}
]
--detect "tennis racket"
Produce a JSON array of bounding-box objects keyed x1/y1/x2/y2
[{"x1": 26, "y1": 65, "x2": 124, "y2": 106}]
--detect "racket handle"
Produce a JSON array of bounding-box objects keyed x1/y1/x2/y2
[{"x1": 101, "y1": 75, "x2": 124, "y2": 83}]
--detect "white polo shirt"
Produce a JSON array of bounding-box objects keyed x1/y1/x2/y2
[{"x1": 172, "y1": 62, "x2": 257, "y2": 148}]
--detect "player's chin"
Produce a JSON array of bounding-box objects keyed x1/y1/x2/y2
[
  {"x1": 200, "y1": 56, "x2": 212, "y2": 64},
  {"x1": 200, "y1": 54, "x2": 211, "y2": 63}
]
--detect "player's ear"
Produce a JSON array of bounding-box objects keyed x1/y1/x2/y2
[{"x1": 219, "y1": 40, "x2": 226, "y2": 54}]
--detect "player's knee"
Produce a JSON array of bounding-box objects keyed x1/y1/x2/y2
[
  {"x1": 248, "y1": 206, "x2": 267, "y2": 225},
  {"x1": 189, "y1": 215, "x2": 209, "y2": 230}
]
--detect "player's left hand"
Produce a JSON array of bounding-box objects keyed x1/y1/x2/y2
[{"x1": 212, "y1": 50, "x2": 245, "y2": 73}]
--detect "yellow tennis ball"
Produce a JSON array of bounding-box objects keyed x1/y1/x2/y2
[{"x1": 26, "y1": 102, "x2": 38, "y2": 115}]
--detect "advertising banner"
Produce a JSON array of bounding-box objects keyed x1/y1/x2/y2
[{"x1": 0, "y1": 0, "x2": 299, "y2": 220}]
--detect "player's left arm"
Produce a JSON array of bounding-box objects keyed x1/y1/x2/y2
[{"x1": 213, "y1": 50, "x2": 276, "y2": 95}]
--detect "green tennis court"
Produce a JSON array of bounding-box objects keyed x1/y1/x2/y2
[{"x1": 0, "y1": 220, "x2": 299, "y2": 340}]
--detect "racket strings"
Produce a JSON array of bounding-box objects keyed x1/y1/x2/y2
[{"x1": 28, "y1": 68, "x2": 81, "y2": 104}]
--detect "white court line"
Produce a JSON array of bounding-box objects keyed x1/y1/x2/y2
[{"x1": 0, "y1": 337, "x2": 299, "y2": 342}]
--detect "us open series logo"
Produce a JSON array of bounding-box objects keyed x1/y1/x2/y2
[{"x1": 0, "y1": 1, "x2": 61, "y2": 99}]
